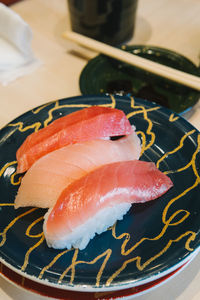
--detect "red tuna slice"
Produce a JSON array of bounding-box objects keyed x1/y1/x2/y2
[
  {"x1": 16, "y1": 106, "x2": 132, "y2": 173},
  {"x1": 44, "y1": 160, "x2": 173, "y2": 249}
]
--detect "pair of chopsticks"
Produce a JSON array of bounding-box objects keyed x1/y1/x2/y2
[{"x1": 63, "y1": 31, "x2": 200, "y2": 91}]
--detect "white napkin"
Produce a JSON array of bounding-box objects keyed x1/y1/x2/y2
[{"x1": 0, "y1": 3, "x2": 40, "y2": 85}]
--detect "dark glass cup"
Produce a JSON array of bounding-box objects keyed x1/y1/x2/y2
[{"x1": 67, "y1": 0, "x2": 138, "y2": 46}]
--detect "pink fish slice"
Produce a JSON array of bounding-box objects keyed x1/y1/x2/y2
[
  {"x1": 16, "y1": 106, "x2": 132, "y2": 173},
  {"x1": 43, "y1": 160, "x2": 173, "y2": 250}
]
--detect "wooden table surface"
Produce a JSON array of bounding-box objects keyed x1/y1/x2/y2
[{"x1": 0, "y1": 0, "x2": 200, "y2": 299}]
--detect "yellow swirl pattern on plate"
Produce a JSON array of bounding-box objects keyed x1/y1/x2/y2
[{"x1": 0, "y1": 95, "x2": 199, "y2": 289}]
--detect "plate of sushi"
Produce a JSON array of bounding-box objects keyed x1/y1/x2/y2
[{"x1": 0, "y1": 94, "x2": 200, "y2": 293}]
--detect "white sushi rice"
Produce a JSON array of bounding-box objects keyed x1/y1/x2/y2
[{"x1": 43, "y1": 202, "x2": 131, "y2": 250}]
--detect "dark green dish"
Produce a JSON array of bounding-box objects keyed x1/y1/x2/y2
[
  {"x1": 79, "y1": 46, "x2": 200, "y2": 114},
  {"x1": 0, "y1": 95, "x2": 200, "y2": 292}
]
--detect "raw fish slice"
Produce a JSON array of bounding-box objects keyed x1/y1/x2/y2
[
  {"x1": 16, "y1": 106, "x2": 132, "y2": 173},
  {"x1": 43, "y1": 160, "x2": 173, "y2": 250},
  {"x1": 15, "y1": 132, "x2": 141, "y2": 209}
]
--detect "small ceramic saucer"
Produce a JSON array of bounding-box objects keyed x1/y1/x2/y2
[{"x1": 79, "y1": 45, "x2": 200, "y2": 114}]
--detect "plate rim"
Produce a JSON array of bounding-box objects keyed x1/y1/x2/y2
[
  {"x1": 0, "y1": 252, "x2": 197, "y2": 299},
  {"x1": 0, "y1": 247, "x2": 199, "y2": 292}
]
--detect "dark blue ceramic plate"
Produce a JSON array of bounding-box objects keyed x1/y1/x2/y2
[{"x1": 0, "y1": 95, "x2": 200, "y2": 292}]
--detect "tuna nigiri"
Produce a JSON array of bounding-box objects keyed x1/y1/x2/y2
[
  {"x1": 43, "y1": 160, "x2": 173, "y2": 250},
  {"x1": 16, "y1": 106, "x2": 133, "y2": 173},
  {"x1": 15, "y1": 132, "x2": 141, "y2": 209}
]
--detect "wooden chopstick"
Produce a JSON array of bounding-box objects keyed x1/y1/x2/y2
[{"x1": 63, "y1": 31, "x2": 200, "y2": 91}]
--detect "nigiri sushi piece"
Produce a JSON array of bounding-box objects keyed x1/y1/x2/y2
[
  {"x1": 43, "y1": 160, "x2": 173, "y2": 250},
  {"x1": 16, "y1": 106, "x2": 133, "y2": 173},
  {"x1": 15, "y1": 132, "x2": 141, "y2": 209}
]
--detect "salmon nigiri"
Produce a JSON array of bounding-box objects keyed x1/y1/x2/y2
[
  {"x1": 43, "y1": 160, "x2": 173, "y2": 250},
  {"x1": 15, "y1": 132, "x2": 141, "y2": 209},
  {"x1": 16, "y1": 106, "x2": 132, "y2": 173}
]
